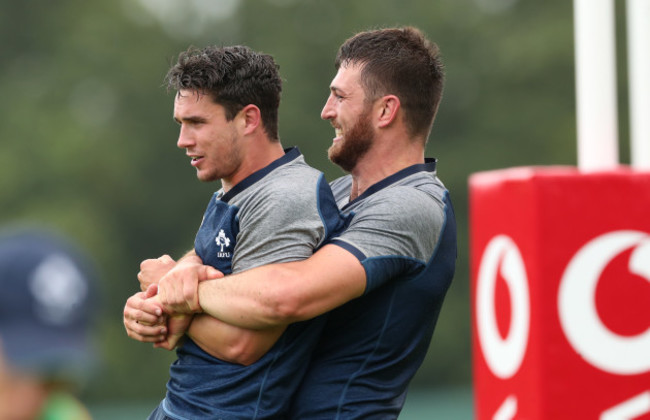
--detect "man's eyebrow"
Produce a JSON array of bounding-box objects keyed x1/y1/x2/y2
[{"x1": 174, "y1": 115, "x2": 207, "y2": 124}]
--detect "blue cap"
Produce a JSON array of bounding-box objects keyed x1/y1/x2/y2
[{"x1": 0, "y1": 227, "x2": 98, "y2": 384}]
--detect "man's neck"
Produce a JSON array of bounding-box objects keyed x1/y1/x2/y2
[
  {"x1": 348, "y1": 144, "x2": 424, "y2": 200},
  {"x1": 222, "y1": 141, "x2": 286, "y2": 192}
]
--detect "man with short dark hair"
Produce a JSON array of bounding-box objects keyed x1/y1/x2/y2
[{"x1": 123, "y1": 45, "x2": 346, "y2": 419}]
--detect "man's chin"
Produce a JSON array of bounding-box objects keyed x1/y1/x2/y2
[
  {"x1": 327, "y1": 146, "x2": 336, "y2": 163},
  {"x1": 327, "y1": 143, "x2": 344, "y2": 161},
  {"x1": 196, "y1": 171, "x2": 215, "y2": 183},
  {"x1": 327, "y1": 150, "x2": 342, "y2": 168}
]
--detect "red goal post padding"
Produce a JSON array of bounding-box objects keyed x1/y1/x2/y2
[{"x1": 469, "y1": 166, "x2": 650, "y2": 420}]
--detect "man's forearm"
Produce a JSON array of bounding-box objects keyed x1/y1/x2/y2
[
  {"x1": 187, "y1": 314, "x2": 286, "y2": 365},
  {"x1": 197, "y1": 264, "x2": 295, "y2": 329},
  {"x1": 196, "y1": 244, "x2": 367, "y2": 329}
]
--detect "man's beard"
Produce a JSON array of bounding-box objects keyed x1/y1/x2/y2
[{"x1": 328, "y1": 108, "x2": 374, "y2": 172}]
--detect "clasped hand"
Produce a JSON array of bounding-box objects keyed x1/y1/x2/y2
[{"x1": 123, "y1": 255, "x2": 223, "y2": 349}]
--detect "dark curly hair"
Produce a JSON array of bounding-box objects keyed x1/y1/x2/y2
[
  {"x1": 165, "y1": 45, "x2": 282, "y2": 141},
  {"x1": 335, "y1": 27, "x2": 444, "y2": 141}
]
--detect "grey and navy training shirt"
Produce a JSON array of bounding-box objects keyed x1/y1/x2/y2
[
  {"x1": 290, "y1": 158, "x2": 457, "y2": 419},
  {"x1": 159, "y1": 147, "x2": 346, "y2": 419}
]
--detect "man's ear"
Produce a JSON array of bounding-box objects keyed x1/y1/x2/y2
[
  {"x1": 239, "y1": 104, "x2": 262, "y2": 135},
  {"x1": 377, "y1": 95, "x2": 400, "y2": 128}
]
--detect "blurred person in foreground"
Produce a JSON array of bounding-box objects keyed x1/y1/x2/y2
[
  {"x1": 0, "y1": 227, "x2": 97, "y2": 420},
  {"x1": 128, "y1": 26, "x2": 457, "y2": 419},
  {"x1": 123, "y1": 45, "x2": 346, "y2": 419}
]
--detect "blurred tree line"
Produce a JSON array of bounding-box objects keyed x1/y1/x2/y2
[{"x1": 0, "y1": 0, "x2": 633, "y2": 405}]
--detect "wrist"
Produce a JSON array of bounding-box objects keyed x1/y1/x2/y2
[{"x1": 179, "y1": 254, "x2": 202, "y2": 265}]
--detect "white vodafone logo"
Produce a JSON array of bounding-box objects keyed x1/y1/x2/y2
[
  {"x1": 476, "y1": 235, "x2": 530, "y2": 379},
  {"x1": 558, "y1": 230, "x2": 650, "y2": 375}
]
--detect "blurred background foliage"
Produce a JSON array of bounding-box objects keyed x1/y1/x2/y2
[{"x1": 0, "y1": 0, "x2": 634, "y2": 410}]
